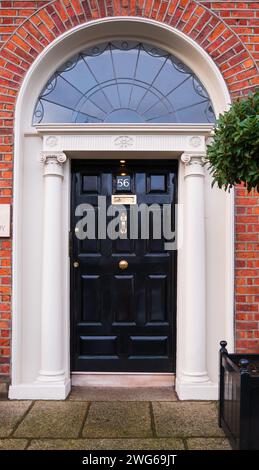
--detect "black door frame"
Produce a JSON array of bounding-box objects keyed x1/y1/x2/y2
[{"x1": 70, "y1": 158, "x2": 178, "y2": 373}]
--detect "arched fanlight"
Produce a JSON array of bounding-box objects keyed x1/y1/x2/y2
[{"x1": 33, "y1": 41, "x2": 215, "y2": 124}]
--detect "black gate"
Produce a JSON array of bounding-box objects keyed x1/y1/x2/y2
[{"x1": 219, "y1": 341, "x2": 259, "y2": 450}]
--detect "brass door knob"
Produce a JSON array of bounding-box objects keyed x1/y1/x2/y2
[
  {"x1": 73, "y1": 261, "x2": 80, "y2": 268},
  {"x1": 119, "y1": 259, "x2": 128, "y2": 270}
]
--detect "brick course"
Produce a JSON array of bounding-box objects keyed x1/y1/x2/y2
[
  {"x1": 235, "y1": 186, "x2": 259, "y2": 353},
  {"x1": 0, "y1": 0, "x2": 258, "y2": 374}
]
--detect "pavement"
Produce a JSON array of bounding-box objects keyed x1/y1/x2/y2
[{"x1": 0, "y1": 387, "x2": 231, "y2": 450}]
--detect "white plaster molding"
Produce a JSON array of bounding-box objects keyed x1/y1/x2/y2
[
  {"x1": 41, "y1": 133, "x2": 207, "y2": 153},
  {"x1": 181, "y1": 151, "x2": 207, "y2": 165},
  {"x1": 9, "y1": 380, "x2": 71, "y2": 400},
  {"x1": 189, "y1": 136, "x2": 202, "y2": 148},
  {"x1": 40, "y1": 151, "x2": 67, "y2": 177},
  {"x1": 114, "y1": 135, "x2": 135, "y2": 148},
  {"x1": 45, "y1": 135, "x2": 60, "y2": 148},
  {"x1": 181, "y1": 152, "x2": 207, "y2": 177},
  {"x1": 36, "y1": 123, "x2": 214, "y2": 135}
]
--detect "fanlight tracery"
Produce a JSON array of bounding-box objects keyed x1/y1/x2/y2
[{"x1": 33, "y1": 41, "x2": 215, "y2": 124}]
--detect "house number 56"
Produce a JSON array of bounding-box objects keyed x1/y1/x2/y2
[{"x1": 116, "y1": 175, "x2": 131, "y2": 191}]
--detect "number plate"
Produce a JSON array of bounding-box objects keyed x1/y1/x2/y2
[
  {"x1": 116, "y1": 175, "x2": 131, "y2": 191},
  {"x1": 0, "y1": 204, "x2": 11, "y2": 237}
]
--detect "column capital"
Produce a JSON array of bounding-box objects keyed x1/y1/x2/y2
[
  {"x1": 181, "y1": 152, "x2": 207, "y2": 177},
  {"x1": 40, "y1": 151, "x2": 67, "y2": 177}
]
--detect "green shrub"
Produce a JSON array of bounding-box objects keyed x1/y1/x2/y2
[{"x1": 206, "y1": 91, "x2": 259, "y2": 192}]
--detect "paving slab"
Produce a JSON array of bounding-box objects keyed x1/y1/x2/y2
[
  {"x1": 14, "y1": 401, "x2": 88, "y2": 438},
  {"x1": 82, "y1": 402, "x2": 152, "y2": 438},
  {"x1": 0, "y1": 401, "x2": 32, "y2": 437},
  {"x1": 69, "y1": 387, "x2": 178, "y2": 402},
  {"x1": 186, "y1": 438, "x2": 231, "y2": 450},
  {"x1": 0, "y1": 439, "x2": 28, "y2": 450},
  {"x1": 153, "y1": 402, "x2": 224, "y2": 438},
  {"x1": 28, "y1": 437, "x2": 184, "y2": 450}
]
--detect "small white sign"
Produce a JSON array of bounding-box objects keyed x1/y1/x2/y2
[{"x1": 0, "y1": 204, "x2": 11, "y2": 237}]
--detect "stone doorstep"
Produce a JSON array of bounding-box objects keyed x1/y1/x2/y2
[
  {"x1": 69, "y1": 386, "x2": 178, "y2": 401},
  {"x1": 3, "y1": 385, "x2": 178, "y2": 401}
]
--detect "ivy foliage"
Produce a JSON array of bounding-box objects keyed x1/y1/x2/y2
[{"x1": 206, "y1": 90, "x2": 259, "y2": 192}]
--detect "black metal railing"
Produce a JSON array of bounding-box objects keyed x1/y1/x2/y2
[{"x1": 219, "y1": 341, "x2": 259, "y2": 450}]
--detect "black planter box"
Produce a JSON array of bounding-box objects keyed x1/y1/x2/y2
[{"x1": 219, "y1": 341, "x2": 259, "y2": 450}]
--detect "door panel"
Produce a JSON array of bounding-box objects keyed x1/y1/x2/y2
[
  {"x1": 71, "y1": 160, "x2": 177, "y2": 372},
  {"x1": 112, "y1": 275, "x2": 135, "y2": 324},
  {"x1": 147, "y1": 274, "x2": 168, "y2": 323},
  {"x1": 81, "y1": 275, "x2": 101, "y2": 323}
]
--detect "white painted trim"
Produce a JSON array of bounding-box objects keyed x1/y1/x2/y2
[
  {"x1": 35, "y1": 124, "x2": 214, "y2": 135},
  {"x1": 11, "y1": 16, "x2": 233, "y2": 400},
  {"x1": 40, "y1": 132, "x2": 208, "y2": 153},
  {"x1": 72, "y1": 373, "x2": 174, "y2": 388},
  {"x1": 8, "y1": 379, "x2": 71, "y2": 400},
  {"x1": 176, "y1": 379, "x2": 218, "y2": 400}
]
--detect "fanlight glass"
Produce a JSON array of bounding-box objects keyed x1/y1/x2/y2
[{"x1": 33, "y1": 41, "x2": 215, "y2": 124}]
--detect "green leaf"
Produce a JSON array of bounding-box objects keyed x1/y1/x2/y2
[{"x1": 206, "y1": 90, "x2": 259, "y2": 191}]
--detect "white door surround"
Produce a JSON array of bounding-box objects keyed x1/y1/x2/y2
[{"x1": 9, "y1": 17, "x2": 234, "y2": 400}]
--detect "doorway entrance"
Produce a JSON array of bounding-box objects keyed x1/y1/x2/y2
[
  {"x1": 9, "y1": 16, "x2": 232, "y2": 400},
  {"x1": 70, "y1": 160, "x2": 177, "y2": 372}
]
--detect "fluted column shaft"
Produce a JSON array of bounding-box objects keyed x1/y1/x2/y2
[
  {"x1": 181, "y1": 152, "x2": 210, "y2": 384},
  {"x1": 38, "y1": 152, "x2": 67, "y2": 382}
]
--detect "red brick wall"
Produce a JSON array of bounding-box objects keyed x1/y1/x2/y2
[
  {"x1": 0, "y1": 0, "x2": 258, "y2": 375},
  {"x1": 199, "y1": 1, "x2": 259, "y2": 66},
  {"x1": 235, "y1": 186, "x2": 259, "y2": 353}
]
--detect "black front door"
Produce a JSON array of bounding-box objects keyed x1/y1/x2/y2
[{"x1": 71, "y1": 160, "x2": 177, "y2": 372}]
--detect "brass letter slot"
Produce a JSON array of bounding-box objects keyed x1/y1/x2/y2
[{"x1": 112, "y1": 195, "x2": 137, "y2": 205}]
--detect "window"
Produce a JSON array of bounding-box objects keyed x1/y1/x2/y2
[{"x1": 33, "y1": 41, "x2": 215, "y2": 124}]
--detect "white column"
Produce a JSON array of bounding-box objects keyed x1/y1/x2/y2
[
  {"x1": 36, "y1": 152, "x2": 70, "y2": 399},
  {"x1": 176, "y1": 152, "x2": 217, "y2": 400}
]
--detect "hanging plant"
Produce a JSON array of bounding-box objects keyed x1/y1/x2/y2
[{"x1": 206, "y1": 90, "x2": 259, "y2": 192}]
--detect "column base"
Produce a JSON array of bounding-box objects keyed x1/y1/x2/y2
[
  {"x1": 8, "y1": 378, "x2": 71, "y2": 400},
  {"x1": 176, "y1": 377, "x2": 218, "y2": 400},
  {"x1": 37, "y1": 370, "x2": 66, "y2": 382}
]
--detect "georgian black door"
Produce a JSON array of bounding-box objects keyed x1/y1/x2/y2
[{"x1": 71, "y1": 160, "x2": 177, "y2": 372}]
